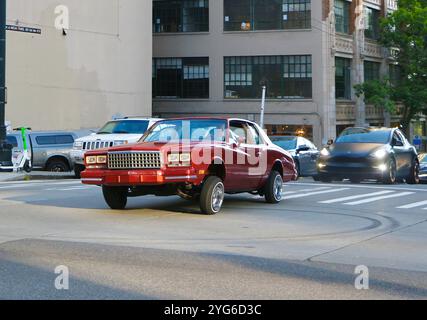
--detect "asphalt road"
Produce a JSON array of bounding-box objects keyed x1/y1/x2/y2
[{"x1": 0, "y1": 178, "x2": 427, "y2": 299}]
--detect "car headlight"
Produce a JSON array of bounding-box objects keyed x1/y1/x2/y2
[
  {"x1": 168, "y1": 153, "x2": 180, "y2": 163},
  {"x1": 85, "y1": 155, "x2": 107, "y2": 165},
  {"x1": 96, "y1": 155, "x2": 107, "y2": 164},
  {"x1": 167, "y1": 153, "x2": 191, "y2": 167},
  {"x1": 73, "y1": 141, "x2": 83, "y2": 150},
  {"x1": 320, "y1": 148, "x2": 330, "y2": 157},
  {"x1": 180, "y1": 153, "x2": 191, "y2": 163},
  {"x1": 85, "y1": 156, "x2": 97, "y2": 165},
  {"x1": 114, "y1": 140, "x2": 128, "y2": 146},
  {"x1": 372, "y1": 149, "x2": 387, "y2": 159}
]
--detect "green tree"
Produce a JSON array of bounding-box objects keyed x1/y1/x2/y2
[{"x1": 355, "y1": 0, "x2": 427, "y2": 134}]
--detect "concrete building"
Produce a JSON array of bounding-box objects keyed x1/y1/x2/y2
[
  {"x1": 5, "y1": 0, "x2": 152, "y2": 131},
  {"x1": 152, "y1": 0, "x2": 404, "y2": 147}
]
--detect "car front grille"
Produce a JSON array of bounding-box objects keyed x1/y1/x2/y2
[
  {"x1": 108, "y1": 152, "x2": 162, "y2": 170},
  {"x1": 83, "y1": 141, "x2": 114, "y2": 150}
]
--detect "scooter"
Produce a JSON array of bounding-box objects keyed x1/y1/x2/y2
[{"x1": 0, "y1": 127, "x2": 32, "y2": 173}]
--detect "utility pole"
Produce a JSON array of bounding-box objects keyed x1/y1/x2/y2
[
  {"x1": 259, "y1": 86, "x2": 266, "y2": 129},
  {"x1": 0, "y1": 0, "x2": 12, "y2": 168}
]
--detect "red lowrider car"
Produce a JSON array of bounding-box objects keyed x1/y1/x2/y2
[{"x1": 81, "y1": 118, "x2": 297, "y2": 214}]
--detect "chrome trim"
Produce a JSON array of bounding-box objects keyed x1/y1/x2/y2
[
  {"x1": 164, "y1": 175, "x2": 197, "y2": 180},
  {"x1": 108, "y1": 151, "x2": 162, "y2": 170},
  {"x1": 82, "y1": 178, "x2": 103, "y2": 182}
]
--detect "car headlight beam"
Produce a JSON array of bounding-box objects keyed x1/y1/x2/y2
[
  {"x1": 320, "y1": 148, "x2": 330, "y2": 157},
  {"x1": 373, "y1": 149, "x2": 387, "y2": 159}
]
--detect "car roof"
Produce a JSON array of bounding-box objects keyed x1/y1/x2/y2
[
  {"x1": 153, "y1": 117, "x2": 258, "y2": 126},
  {"x1": 111, "y1": 117, "x2": 162, "y2": 121}
]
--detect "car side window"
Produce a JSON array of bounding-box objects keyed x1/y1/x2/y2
[
  {"x1": 230, "y1": 122, "x2": 247, "y2": 144},
  {"x1": 396, "y1": 131, "x2": 407, "y2": 145},
  {"x1": 6, "y1": 136, "x2": 18, "y2": 148},
  {"x1": 247, "y1": 124, "x2": 262, "y2": 145},
  {"x1": 392, "y1": 132, "x2": 403, "y2": 146}
]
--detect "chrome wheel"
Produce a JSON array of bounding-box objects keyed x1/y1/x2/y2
[
  {"x1": 211, "y1": 182, "x2": 225, "y2": 213},
  {"x1": 273, "y1": 174, "x2": 283, "y2": 201}
]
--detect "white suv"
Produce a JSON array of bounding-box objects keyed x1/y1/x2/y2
[{"x1": 71, "y1": 117, "x2": 162, "y2": 178}]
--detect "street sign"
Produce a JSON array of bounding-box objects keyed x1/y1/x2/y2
[
  {"x1": 413, "y1": 136, "x2": 422, "y2": 150},
  {"x1": 6, "y1": 25, "x2": 41, "y2": 35}
]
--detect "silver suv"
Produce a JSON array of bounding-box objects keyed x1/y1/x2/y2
[
  {"x1": 7, "y1": 131, "x2": 79, "y2": 172},
  {"x1": 71, "y1": 117, "x2": 162, "y2": 178}
]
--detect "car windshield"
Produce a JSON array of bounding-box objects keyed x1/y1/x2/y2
[
  {"x1": 142, "y1": 119, "x2": 227, "y2": 143},
  {"x1": 336, "y1": 130, "x2": 390, "y2": 144},
  {"x1": 419, "y1": 154, "x2": 427, "y2": 163},
  {"x1": 97, "y1": 120, "x2": 149, "y2": 134},
  {"x1": 270, "y1": 137, "x2": 297, "y2": 150}
]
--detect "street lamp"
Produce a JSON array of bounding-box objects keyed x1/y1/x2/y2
[
  {"x1": 0, "y1": 0, "x2": 12, "y2": 168},
  {"x1": 259, "y1": 86, "x2": 266, "y2": 130}
]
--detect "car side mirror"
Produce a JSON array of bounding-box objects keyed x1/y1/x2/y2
[{"x1": 296, "y1": 146, "x2": 310, "y2": 154}]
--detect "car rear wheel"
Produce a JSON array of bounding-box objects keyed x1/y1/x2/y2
[
  {"x1": 200, "y1": 176, "x2": 225, "y2": 215},
  {"x1": 46, "y1": 159, "x2": 69, "y2": 172},
  {"x1": 294, "y1": 160, "x2": 300, "y2": 180},
  {"x1": 264, "y1": 170, "x2": 283, "y2": 204},
  {"x1": 382, "y1": 159, "x2": 396, "y2": 184},
  {"x1": 406, "y1": 160, "x2": 420, "y2": 185},
  {"x1": 74, "y1": 164, "x2": 85, "y2": 179},
  {"x1": 102, "y1": 186, "x2": 128, "y2": 210}
]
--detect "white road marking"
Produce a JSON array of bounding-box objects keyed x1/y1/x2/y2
[
  {"x1": 284, "y1": 188, "x2": 349, "y2": 200},
  {"x1": 344, "y1": 192, "x2": 414, "y2": 205},
  {"x1": 319, "y1": 190, "x2": 395, "y2": 204},
  {"x1": 286, "y1": 182, "x2": 427, "y2": 193},
  {"x1": 397, "y1": 200, "x2": 427, "y2": 209},
  {"x1": 282, "y1": 187, "x2": 331, "y2": 195},
  {"x1": 45, "y1": 186, "x2": 91, "y2": 191}
]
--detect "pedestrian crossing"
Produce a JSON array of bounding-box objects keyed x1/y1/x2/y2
[
  {"x1": 281, "y1": 185, "x2": 427, "y2": 211},
  {"x1": 1, "y1": 179, "x2": 427, "y2": 211}
]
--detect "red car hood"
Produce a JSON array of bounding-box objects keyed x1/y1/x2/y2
[{"x1": 86, "y1": 141, "x2": 225, "y2": 155}]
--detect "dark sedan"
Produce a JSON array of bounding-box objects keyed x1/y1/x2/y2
[
  {"x1": 419, "y1": 153, "x2": 427, "y2": 183},
  {"x1": 270, "y1": 136, "x2": 320, "y2": 180},
  {"x1": 317, "y1": 127, "x2": 420, "y2": 184}
]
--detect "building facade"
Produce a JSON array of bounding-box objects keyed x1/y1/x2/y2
[
  {"x1": 5, "y1": 0, "x2": 152, "y2": 131},
  {"x1": 152, "y1": 0, "x2": 402, "y2": 147}
]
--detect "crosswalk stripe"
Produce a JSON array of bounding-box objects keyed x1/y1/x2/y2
[
  {"x1": 284, "y1": 188, "x2": 349, "y2": 200},
  {"x1": 282, "y1": 187, "x2": 331, "y2": 196},
  {"x1": 345, "y1": 192, "x2": 414, "y2": 205},
  {"x1": 397, "y1": 200, "x2": 427, "y2": 209},
  {"x1": 319, "y1": 190, "x2": 395, "y2": 204}
]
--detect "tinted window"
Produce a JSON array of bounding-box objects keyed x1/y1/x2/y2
[
  {"x1": 98, "y1": 120, "x2": 150, "y2": 135},
  {"x1": 36, "y1": 135, "x2": 74, "y2": 145},
  {"x1": 419, "y1": 154, "x2": 427, "y2": 163},
  {"x1": 6, "y1": 136, "x2": 18, "y2": 148},
  {"x1": 270, "y1": 137, "x2": 297, "y2": 150},
  {"x1": 143, "y1": 119, "x2": 227, "y2": 143},
  {"x1": 336, "y1": 130, "x2": 390, "y2": 144}
]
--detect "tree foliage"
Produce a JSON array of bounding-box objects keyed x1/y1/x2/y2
[{"x1": 355, "y1": 0, "x2": 427, "y2": 132}]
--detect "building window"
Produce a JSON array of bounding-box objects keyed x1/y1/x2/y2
[
  {"x1": 224, "y1": 0, "x2": 311, "y2": 31},
  {"x1": 335, "y1": 0, "x2": 350, "y2": 34},
  {"x1": 153, "y1": 57, "x2": 209, "y2": 99},
  {"x1": 153, "y1": 0, "x2": 209, "y2": 33},
  {"x1": 265, "y1": 124, "x2": 314, "y2": 140},
  {"x1": 364, "y1": 61, "x2": 381, "y2": 82},
  {"x1": 364, "y1": 6, "x2": 380, "y2": 40},
  {"x1": 335, "y1": 57, "x2": 352, "y2": 100},
  {"x1": 389, "y1": 64, "x2": 401, "y2": 86},
  {"x1": 224, "y1": 55, "x2": 312, "y2": 99}
]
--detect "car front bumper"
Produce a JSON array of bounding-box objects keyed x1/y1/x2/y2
[
  {"x1": 317, "y1": 160, "x2": 387, "y2": 179},
  {"x1": 81, "y1": 167, "x2": 203, "y2": 186},
  {"x1": 70, "y1": 149, "x2": 85, "y2": 165},
  {"x1": 420, "y1": 168, "x2": 427, "y2": 181}
]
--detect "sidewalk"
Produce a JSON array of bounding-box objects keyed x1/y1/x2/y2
[{"x1": 0, "y1": 171, "x2": 76, "y2": 182}]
